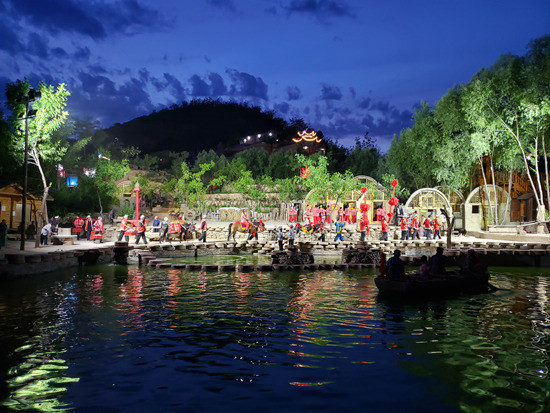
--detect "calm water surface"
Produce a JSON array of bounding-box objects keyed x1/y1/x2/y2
[{"x1": 0, "y1": 262, "x2": 548, "y2": 412}]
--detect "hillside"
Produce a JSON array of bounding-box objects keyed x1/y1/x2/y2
[{"x1": 105, "y1": 100, "x2": 291, "y2": 154}]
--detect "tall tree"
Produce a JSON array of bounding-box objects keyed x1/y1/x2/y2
[{"x1": 7, "y1": 80, "x2": 70, "y2": 245}]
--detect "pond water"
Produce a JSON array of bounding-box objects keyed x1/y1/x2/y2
[{"x1": 0, "y1": 262, "x2": 548, "y2": 412}]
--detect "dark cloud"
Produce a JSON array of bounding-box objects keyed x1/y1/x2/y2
[
  {"x1": 286, "y1": 86, "x2": 302, "y2": 100},
  {"x1": 161, "y1": 73, "x2": 186, "y2": 99},
  {"x1": 189, "y1": 74, "x2": 210, "y2": 96},
  {"x1": 208, "y1": 73, "x2": 227, "y2": 95},
  {"x1": 320, "y1": 83, "x2": 342, "y2": 100},
  {"x1": 0, "y1": 20, "x2": 24, "y2": 53},
  {"x1": 7, "y1": 0, "x2": 106, "y2": 39},
  {"x1": 4, "y1": 0, "x2": 166, "y2": 41},
  {"x1": 74, "y1": 47, "x2": 91, "y2": 62},
  {"x1": 282, "y1": 0, "x2": 352, "y2": 18},
  {"x1": 359, "y1": 97, "x2": 371, "y2": 109},
  {"x1": 226, "y1": 70, "x2": 268, "y2": 100},
  {"x1": 71, "y1": 72, "x2": 155, "y2": 127},
  {"x1": 207, "y1": 0, "x2": 237, "y2": 12},
  {"x1": 189, "y1": 73, "x2": 227, "y2": 97},
  {"x1": 52, "y1": 48, "x2": 69, "y2": 59},
  {"x1": 274, "y1": 102, "x2": 290, "y2": 114},
  {"x1": 27, "y1": 32, "x2": 49, "y2": 59}
]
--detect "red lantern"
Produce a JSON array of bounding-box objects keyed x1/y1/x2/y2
[
  {"x1": 387, "y1": 212, "x2": 394, "y2": 219},
  {"x1": 388, "y1": 196, "x2": 399, "y2": 206},
  {"x1": 391, "y1": 180, "x2": 398, "y2": 188},
  {"x1": 361, "y1": 187, "x2": 367, "y2": 193}
]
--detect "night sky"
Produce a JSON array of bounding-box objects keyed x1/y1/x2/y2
[{"x1": 1, "y1": 0, "x2": 549, "y2": 150}]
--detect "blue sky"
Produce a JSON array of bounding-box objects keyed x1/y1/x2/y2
[{"x1": 1, "y1": 0, "x2": 549, "y2": 151}]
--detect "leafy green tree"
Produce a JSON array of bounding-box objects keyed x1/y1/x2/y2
[
  {"x1": 194, "y1": 149, "x2": 228, "y2": 183},
  {"x1": 234, "y1": 148, "x2": 269, "y2": 178},
  {"x1": 266, "y1": 150, "x2": 300, "y2": 179},
  {"x1": 176, "y1": 161, "x2": 214, "y2": 213},
  {"x1": 96, "y1": 158, "x2": 130, "y2": 214},
  {"x1": 0, "y1": 109, "x2": 17, "y2": 183},
  {"x1": 343, "y1": 133, "x2": 384, "y2": 180},
  {"x1": 7, "y1": 80, "x2": 70, "y2": 243},
  {"x1": 295, "y1": 154, "x2": 360, "y2": 207}
]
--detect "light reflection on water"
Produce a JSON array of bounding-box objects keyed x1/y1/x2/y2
[{"x1": 0, "y1": 264, "x2": 548, "y2": 412}]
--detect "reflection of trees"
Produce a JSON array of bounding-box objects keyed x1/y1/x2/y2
[
  {"x1": 1, "y1": 278, "x2": 79, "y2": 411},
  {"x1": 392, "y1": 273, "x2": 550, "y2": 412}
]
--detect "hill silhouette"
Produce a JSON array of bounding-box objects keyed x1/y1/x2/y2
[{"x1": 106, "y1": 100, "x2": 293, "y2": 154}]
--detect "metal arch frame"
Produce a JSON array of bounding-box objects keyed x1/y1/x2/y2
[
  {"x1": 464, "y1": 184, "x2": 510, "y2": 206},
  {"x1": 404, "y1": 187, "x2": 452, "y2": 210}
]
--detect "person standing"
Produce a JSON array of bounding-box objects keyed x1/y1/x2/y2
[
  {"x1": 93, "y1": 216, "x2": 105, "y2": 242},
  {"x1": 288, "y1": 224, "x2": 295, "y2": 246},
  {"x1": 152, "y1": 216, "x2": 161, "y2": 232},
  {"x1": 423, "y1": 215, "x2": 432, "y2": 240},
  {"x1": 380, "y1": 216, "x2": 389, "y2": 241},
  {"x1": 198, "y1": 215, "x2": 207, "y2": 242},
  {"x1": 334, "y1": 217, "x2": 345, "y2": 242},
  {"x1": 118, "y1": 214, "x2": 129, "y2": 242},
  {"x1": 0, "y1": 219, "x2": 7, "y2": 249},
  {"x1": 160, "y1": 217, "x2": 170, "y2": 243},
  {"x1": 51, "y1": 216, "x2": 59, "y2": 234},
  {"x1": 277, "y1": 226, "x2": 284, "y2": 250},
  {"x1": 411, "y1": 213, "x2": 420, "y2": 240},
  {"x1": 84, "y1": 215, "x2": 93, "y2": 240},
  {"x1": 73, "y1": 216, "x2": 84, "y2": 240},
  {"x1": 433, "y1": 215, "x2": 442, "y2": 239},
  {"x1": 400, "y1": 215, "x2": 409, "y2": 240},
  {"x1": 135, "y1": 215, "x2": 147, "y2": 245},
  {"x1": 41, "y1": 222, "x2": 52, "y2": 245}
]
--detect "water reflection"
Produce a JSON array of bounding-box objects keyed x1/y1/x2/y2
[{"x1": 0, "y1": 265, "x2": 548, "y2": 412}]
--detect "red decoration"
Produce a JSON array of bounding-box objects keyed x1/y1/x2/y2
[
  {"x1": 360, "y1": 202, "x2": 370, "y2": 213},
  {"x1": 391, "y1": 180, "x2": 398, "y2": 188},
  {"x1": 362, "y1": 187, "x2": 367, "y2": 193},
  {"x1": 300, "y1": 166, "x2": 310, "y2": 179},
  {"x1": 388, "y1": 196, "x2": 399, "y2": 206},
  {"x1": 387, "y1": 212, "x2": 394, "y2": 219}
]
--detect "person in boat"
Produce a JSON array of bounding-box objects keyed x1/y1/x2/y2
[
  {"x1": 464, "y1": 249, "x2": 487, "y2": 275},
  {"x1": 428, "y1": 247, "x2": 447, "y2": 276},
  {"x1": 386, "y1": 249, "x2": 405, "y2": 279},
  {"x1": 419, "y1": 255, "x2": 430, "y2": 279}
]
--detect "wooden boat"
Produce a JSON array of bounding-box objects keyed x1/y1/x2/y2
[{"x1": 374, "y1": 271, "x2": 492, "y2": 297}]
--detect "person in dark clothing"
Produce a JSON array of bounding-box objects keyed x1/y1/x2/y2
[
  {"x1": 428, "y1": 247, "x2": 447, "y2": 275},
  {"x1": 386, "y1": 249, "x2": 405, "y2": 279}
]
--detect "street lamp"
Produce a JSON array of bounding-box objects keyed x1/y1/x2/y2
[
  {"x1": 134, "y1": 181, "x2": 141, "y2": 221},
  {"x1": 18, "y1": 88, "x2": 41, "y2": 251}
]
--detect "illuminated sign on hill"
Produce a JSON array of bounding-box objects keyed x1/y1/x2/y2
[{"x1": 292, "y1": 129, "x2": 322, "y2": 143}]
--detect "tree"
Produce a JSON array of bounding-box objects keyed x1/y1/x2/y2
[
  {"x1": 295, "y1": 154, "x2": 361, "y2": 208},
  {"x1": 175, "y1": 161, "x2": 214, "y2": 214},
  {"x1": 343, "y1": 132, "x2": 384, "y2": 179},
  {"x1": 7, "y1": 80, "x2": 70, "y2": 245},
  {"x1": 463, "y1": 55, "x2": 550, "y2": 227}
]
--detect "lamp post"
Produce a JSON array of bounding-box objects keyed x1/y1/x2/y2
[
  {"x1": 134, "y1": 181, "x2": 141, "y2": 221},
  {"x1": 18, "y1": 89, "x2": 41, "y2": 251}
]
